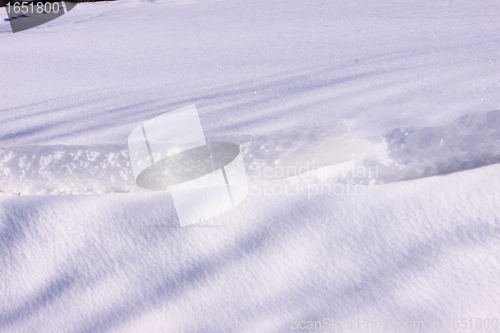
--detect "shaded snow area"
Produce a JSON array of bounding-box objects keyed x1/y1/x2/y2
[{"x1": 1, "y1": 0, "x2": 500, "y2": 332}]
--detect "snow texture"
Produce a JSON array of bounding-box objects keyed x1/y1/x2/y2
[
  {"x1": 2, "y1": 110, "x2": 500, "y2": 195},
  {"x1": 1, "y1": 0, "x2": 499, "y2": 332}
]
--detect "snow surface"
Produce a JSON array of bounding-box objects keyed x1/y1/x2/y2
[
  {"x1": 2, "y1": 110, "x2": 500, "y2": 195},
  {"x1": 1, "y1": 0, "x2": 499, "y2": 332}
]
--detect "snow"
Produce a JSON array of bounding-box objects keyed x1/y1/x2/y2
[
  {"x1": 2, "y1": 110, "x2": 500, "y2": 195},
  {"x1": 1, "y1": 0, "x2": 499, "y2": 331}
]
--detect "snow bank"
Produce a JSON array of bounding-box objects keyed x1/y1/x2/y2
[
  {"x1": 341, "y1": 109, "x2": 500, "y2": 185},
  {"x1": 2, "y1": 110, "x2": 499, "y2": 195}
]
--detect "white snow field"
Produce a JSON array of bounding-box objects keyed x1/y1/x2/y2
[{"x1": 1, "y1": 0, "x2": 500, "y2": 332}]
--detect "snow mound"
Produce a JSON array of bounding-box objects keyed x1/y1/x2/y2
[
  {"x1": 1, "y1": 111, "x2": 499, "y2": 195},
  {"x1": 324, "y1": 109, "x2": 500, "y2": 185},
  {"x1": 234, "y1": 119, "x2": 369, "y2": 181},
  {"x1": 0, "y1": 120, "x2": 365, "y2": 195},
  {"x1": 0, "y1": 144, "x2": 136, "y2": 195}
]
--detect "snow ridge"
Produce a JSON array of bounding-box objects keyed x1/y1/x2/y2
[
  {"x1": 1, "y1": 110, "x2": 499, "y2": 195},
  {"x1": 331, "y1": 109, "x2": 500, "y2": 185}
]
